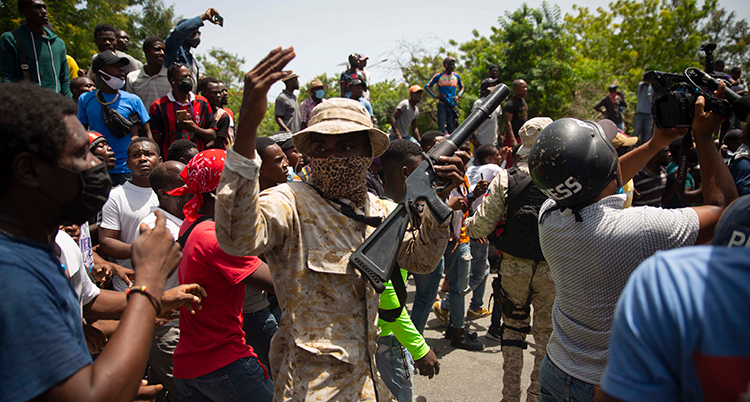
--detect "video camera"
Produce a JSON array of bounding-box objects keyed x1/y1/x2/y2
[{"x1": 646, "y1": 43, "x2": 749, "y2": 129}]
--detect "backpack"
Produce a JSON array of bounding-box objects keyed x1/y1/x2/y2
[{"x1": 495, "y1": 167, "x2": 546, "y2": 261}]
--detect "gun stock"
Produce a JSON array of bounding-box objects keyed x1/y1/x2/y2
[{"x1": 350, "y1": 84, "x2": 510, "y2": 292}]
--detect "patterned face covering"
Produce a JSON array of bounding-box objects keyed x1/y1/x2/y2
[{"x1": 309, "y1": 156, "x2": 371, "y2": 208}]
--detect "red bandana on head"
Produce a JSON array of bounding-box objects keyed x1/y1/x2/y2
[{"x1": 167, "y1": 149, "x2": 227, "y2": 223}]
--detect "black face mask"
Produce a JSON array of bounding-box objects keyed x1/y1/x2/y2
[
  {"x1": 53, "y1": 162, "x2": 113, "y2": 225},
  {"x1": 176, "y1": 78, "x2": 193, "y2": 93}
]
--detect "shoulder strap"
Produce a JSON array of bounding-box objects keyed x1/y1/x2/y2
[
  {"x1": 11, "y1": 29, "x2": 31, "y2": 82},
  {"x1": 377, "y1": 265, "x2": 407, "y2": 322},
  {"x1": 506, "y1": 169, "x2": 533, "y2": 206},
  {"x1": 177, "y1": 215, "x2": 213, "y2": 249}
]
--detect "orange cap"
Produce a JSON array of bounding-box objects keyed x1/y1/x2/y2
[{"x1": 409, "y1": 85, "x2": 423, "y2": 93}]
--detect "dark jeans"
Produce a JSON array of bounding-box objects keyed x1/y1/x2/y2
[
  {"x1": 437, "y1": 102, "x2": 457, "y2": 133},
  {"x1": 243, "y1": 307, "x2": 278, "y2": 375},
  {"x1": 109, "y1": 171, "x2": 132, "y2": 187},
  {"x1": 174, "y1": 356, "x2": 274, "y2": 402},
  {"x1": 539, "y1": 357, "x2": 596, "y2": 402}
]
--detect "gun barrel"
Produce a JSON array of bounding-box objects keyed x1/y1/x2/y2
[{"x1": 428, "y1": 84, "x2": 510, "y2": 158}]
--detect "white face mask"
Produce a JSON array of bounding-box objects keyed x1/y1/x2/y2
[{"x1": 99, "y1": 70, "x2": 125, "y2": 90}]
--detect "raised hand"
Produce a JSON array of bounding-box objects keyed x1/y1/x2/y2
[
  {"x1": 234, "y1": 47, "x2": 296, "y2": 158},
  {"x1": 131, "y1": 211, "x2": 182, "y2": 291}
]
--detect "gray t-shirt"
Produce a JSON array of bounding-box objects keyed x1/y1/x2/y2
[
  {"x1": 388, "y1": 99, "x2": 419, "y2": 140},
  {"x1": 636, "y1": 82, "x2": 653, "y2": 114},
  {"x1": 472, "y1": 97, "x2": 501, "y2": 146},
  {"x1": 274, "y1": 90, "x2": 301, "y2": 133},
  {"x1": 539, "y1": 195, "x2": 699, "y2": 384}
]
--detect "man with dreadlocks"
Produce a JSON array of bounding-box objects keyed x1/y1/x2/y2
[
  {"x1": 214, "y1": 47, "x2": 464, "y2": 401},
  {"x1": 527, "y1": 88, "x2": 737, "y2": 402}
]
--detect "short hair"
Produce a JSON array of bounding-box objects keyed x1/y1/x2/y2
[
  {"x1": 669, "y1": 137, "x2": 682, "y2": 160},
  {"x1": 70, "y1": 76, "x2": 94, "y2": 90},
  {"x1": 475, "y1": 144, "x2": 498, "y2": 165},
  {"x1": 420, "y1": 131, "x2": 443, "y2": 149},
  {"x1": 94, "y1": 23, "x2": 115, "y2": 39},
  {"x1": 0, "y1": 83, "x2": 77, "y2": 191},
  {"x1": 380, "y1": 139, "x2": 424, "y2": 177},
  {"x1": 167, "y1": 63, "x2": 190, "y2": 82},
  {"x1": 142, "y1": 36, "x2": 164, "y2": 53},
  {"x1": 149, "y1": 162, "x2": 182, "y2": 194},
  {"x1": 256, "y1": 137, "x2": 277, "y2": 158},
  {"x1": 198, "y1": 76, "x2": 220, "y2": 96},
  {"x1": 512, "y1": 79, "x2": 525, "y2": 89},
  {"x1": 17, "y1": 0, "x2": 33, "y2": 12},
  {"x1": 488, "y1": 64, "x2": 499, "y2": 72},
  {"x1": 731, "y1": 67, "x2": 742, "y2": 75},
  {"x1": 167, "y1": 139, "x2": 197, "y2": 161},
  {"x1": 127, "y1": 137, "x2": 160, "y2": 157}
]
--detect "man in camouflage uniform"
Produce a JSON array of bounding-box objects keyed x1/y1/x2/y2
[
  {"x1": 214, "y1": 48, "x2": 464, "y2": 402},
  {"x1": 464, "y1": 117, "x2": 555, "y2": 402}
]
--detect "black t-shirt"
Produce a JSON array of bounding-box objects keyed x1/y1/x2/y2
[
  {"x1": 504, "y1": 96, "x2": 528, "y2": 138},
  {"x1": 594, "y1": 96, "x2": 623, "y2": 124}
]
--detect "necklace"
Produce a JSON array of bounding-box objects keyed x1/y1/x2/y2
[{"x1": 96, "y1": 90, "x2": 120, "y2": 106}]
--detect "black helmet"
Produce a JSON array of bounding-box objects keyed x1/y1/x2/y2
[
  {"x1": 712, "y1": 195, "x2": 750, "y2": 247},
  {"x1": 529, "y1": 118, "x2": 618, "y2": 209}
]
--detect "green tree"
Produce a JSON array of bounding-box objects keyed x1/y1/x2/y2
[
  {"x1": 702, "y1": 6, "x2": 750, "y2": 74},
  {"x1": 196, "y1": 47, "x2": 246, "y2": 118}
]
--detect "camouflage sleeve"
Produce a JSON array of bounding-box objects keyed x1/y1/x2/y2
[
  {"x1": 465, "y1": 170, "x2": 508, "y2": 239},
  {"x1": 215, "y1": 148, "x2": 294, "y2": 257},
  {"x1": 397, "y1": 205, "x2": 450, "y2": 275}
]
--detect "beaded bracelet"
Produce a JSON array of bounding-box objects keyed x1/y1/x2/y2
[{"x1": 126, "y1": 285, "x2": 163, "y2": 316}]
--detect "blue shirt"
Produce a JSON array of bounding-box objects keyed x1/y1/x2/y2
[
  {"x1": 77, "y1": 90, "x2": 150, "y2": 174},
  {"x1": 358, "y1": 98, "x2": 374, "y2": 117},
  {"x1": 729, "y1": 157, "x2": 750, "y2": 196},
  {"x1": 0, "y1": 234, "x2": 92, "y2": 402},
  {"x1": 602, "y1": 246, "x2": 750, "y2": 402}
]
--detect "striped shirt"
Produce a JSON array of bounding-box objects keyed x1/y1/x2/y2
[
  {"x1": 425, "y1": 72, "x2": 464, "y2": 107},
  {"x1": 632, "y1": 166, "x2": 667, "y2": 207}
]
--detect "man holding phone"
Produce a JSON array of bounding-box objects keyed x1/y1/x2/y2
[
  {"x1": 149, "y1": 63, "x2": 219, "y2": 159},
  {"x1": 164, "y1": 7, "x2": 222, "y2": 93}
]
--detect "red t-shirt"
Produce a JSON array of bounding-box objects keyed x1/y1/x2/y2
[{"x1": 173, "y1": 218, "x2": 261, "y2": 379}]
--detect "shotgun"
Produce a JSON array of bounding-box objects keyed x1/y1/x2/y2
[{"x1": 350, "y1": 83, "x2": 511, "y2": 292}]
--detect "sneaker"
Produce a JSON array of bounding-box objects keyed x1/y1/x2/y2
[
  {"x1": 451, "y1": 331, "x2": 485, "y2": 351},
  {"x1": 486, "y1": 328, "x2": 503, "y2": 342},
  {"x1": 466, "y1": 306, "x2": 492, "y2": 320},
  {"x1": 432, "y1": 301, "x2": 450, "y2": 327}
]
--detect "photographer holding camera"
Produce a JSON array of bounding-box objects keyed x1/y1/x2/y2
[{"x1": 527, "y1": 83, "x2": 737, "y2": 402}]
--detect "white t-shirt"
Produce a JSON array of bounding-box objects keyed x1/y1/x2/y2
[
  {"x1": 388, "y1": 99, "x2": 419, "y2": 140},
  {"x1": 472, "y1": 97, "x2": 501, "y2": 146},
  {"x1": 100, "y1": 181, "x2": 159, "y2": 291},
  {"x1": 136, "y1": 206, "x2": 183, "y2": 326},
  {"x1": 79, "y1": 222, "x2": 94, "y2": 271},
  {"x1": 467, "y1": 164, "x2": 503, "y2": 210},
  {"x1": 57, "y1": 230, "x2": 100, "y2": 316}
]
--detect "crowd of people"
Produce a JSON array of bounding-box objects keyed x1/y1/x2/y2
[{"x1": 2, "y1": 1, "x2": 750, "y2": 402}]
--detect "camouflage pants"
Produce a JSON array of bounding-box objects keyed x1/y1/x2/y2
[{"x1": 499, "y1": 255, "x2": 555, "y2": 402}]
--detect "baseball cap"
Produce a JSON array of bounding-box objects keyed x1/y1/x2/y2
[
  {"x1": 608, "y1": 84, "x2": 618, "y2": 91},
  {"x1": 517, "y1": 117, "x2": 553, "y2": 156},
  {"x1": 269, "y1": 131, "x2": 295, "y2": 151},
  {"x1": 92, "y1": 50, "x2": 129, "y2": 73},
  {"x1": 292, "y1": 98, "x2": 389, "y2": 158},
  {"x1": 409, "y1": 85, "x2": 423, "y2": 93}
]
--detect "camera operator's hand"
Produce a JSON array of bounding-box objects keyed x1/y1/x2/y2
[{"x1": 692, "y1": 81, "x2": 727, "y2": 137}]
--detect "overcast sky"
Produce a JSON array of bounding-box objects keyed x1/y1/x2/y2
[{"x1": 169, "y1": 0, "x2": 750, "y2": 97}]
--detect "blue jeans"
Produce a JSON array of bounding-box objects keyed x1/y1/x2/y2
[
  {"x1": 633, "y1": 112, "x2": 653, "y2": 144},
  {"x1": 243, "y1": 307, "x2": 278, "y2": 376},
  {"x1": 174, "y1": 356, "x2": 274, "y2": 402},
  {"x1": 411, "y1": 257, "x2": 444, "y2": 334},
  {"x1": 437, "y1": 102, "x2": 457, "y2": 133},
  {"x1": 539, "y1": 357, "x2": 596, "y2": 402},
  {"x1": 440, "y1": 242, "x2": 471, "y2": 328},
  {"x1": 376, "y1": 335, "x2": 414, "y2": 402},
  {"x1": 468, "y1": 240, "x2": 489, "y2": 311}
]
